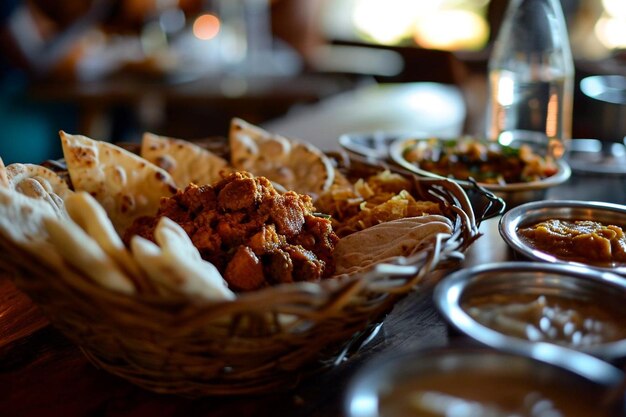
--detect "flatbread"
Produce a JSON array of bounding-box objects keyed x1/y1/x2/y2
[
  {"x1": 59, "y1": 131, "x2": 178, "y2": 234},
  {"x1": 6, "y1": 163, "x2": 73, "y2": 218},
  {"x1": 43, "y1": 215, "x2": 136, "y2": 294},
  {"x1": 0, "y1": 186, "x2": 66, "y2": 271},
  {"x1": 0, "y1": 185, "x2": 57, "y2": 245},
  {"x1": 333, "y1": 215, "x2": 453, "y2": 276},
  {"x1": 131, "y1": 217, "x2": 234, "y2": 301},
  {"x1": 229, "y1": 118, "x2": 334, "y2": 199},
  {"x1": 140, "y1": 132, "x2": 229, "y2": 187},
  {"x1": 64, "y1": 192, "x2": 152, "y2": 293}
]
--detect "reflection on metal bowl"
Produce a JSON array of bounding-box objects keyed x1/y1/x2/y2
[
  {"x1": 499, "y1": 200, "x2": 626, "y2": 275},
  {"x1": 345, "y1": 345, "x2": 623, "y2": 417},
  {"x1": 388, "y1": 137, "x2": 571, "y2": 209},
  {"x1": 435, "y1": 262, "x2": 626, "y2": 360}
]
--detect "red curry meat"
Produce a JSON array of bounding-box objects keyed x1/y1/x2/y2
[{"x1": 124, "y1": 172, "x2": 339, "y2": 291}]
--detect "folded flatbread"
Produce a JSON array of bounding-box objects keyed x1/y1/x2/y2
[
  {"x1": 333, "y1": 215, "x2": 453, "y2": 276},
  {"x1": 140, "y1": 132, "x2": 229, "y2": 187},
  {"x1": 131, "y1": 217, "x2": 235, "y2": 301},
  {"x1": 44, "y1": 215, "x2": 136, "y2": 294},
  {"x1": 5, "y1": 163, "x2": 73, "y2": 218},
  {"x1": 229, "y1": 118, "x2": 334, "y2": 199},
  {"x1": 60, "y1": 131, "x2": 178, "y2": 234}
]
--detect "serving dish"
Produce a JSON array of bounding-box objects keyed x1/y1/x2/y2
[
  {"x1": 500, "y1": 200, "x2": 626, "y2": 275},
  {"x1": 345, "y1": 345, "x2": 623, "y2": 417},
  {"x1": 434, "y1": 262, "x2": 626, "y2": 361},
  {"x1": 0, "y1": 124, "x2": 487, "y2": 397},
  {"x1": 389, "y1": 136, "x2": 571, "y2": 208}
]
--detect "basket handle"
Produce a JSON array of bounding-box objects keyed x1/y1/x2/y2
[{"x1": 465, "y1": 178, "x2": 506, "y2": 226}]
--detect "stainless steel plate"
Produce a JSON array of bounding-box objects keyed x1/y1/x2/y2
[
  {"x1": 389, "y1": 137, "x2": 571, "y2": 208},
  {"x1": 434, "y1": 262, "x2": 626, "y2": 361},
  {"x1": 499, "y1": 200, "x2": 626, "y2": 275}
]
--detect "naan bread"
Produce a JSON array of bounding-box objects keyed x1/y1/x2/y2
[
  {"x1": 333, "y1": 215, "x2": 453, "y2": 276},
  {"x1": 59, "y1": 131, "x2": 178, "y2": 234},
  {"x1": 140, "y1": 132, "x2": 229, "y2": 187},
  {"x1": 229, "y1": 118, "x2": 334, "y2": 199},
  {"x1": 131, "y1": 217, "x2": 235, "y2": 302},
  {"x1": 6, "y1": 163, "x2": 73, "y2": 218}
]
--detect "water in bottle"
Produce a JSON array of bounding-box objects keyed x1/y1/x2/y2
[{"x1": 485, "y1": 0, "x2": 574, "y2": 159}]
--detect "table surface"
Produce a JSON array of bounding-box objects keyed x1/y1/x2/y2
[{"x1": 1, "y1": 170, "x2": 625, "y2": 417}]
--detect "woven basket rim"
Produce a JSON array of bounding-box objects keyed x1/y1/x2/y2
[{"x1": 2, "y1": 147, "x2": 484, "y2": 396}]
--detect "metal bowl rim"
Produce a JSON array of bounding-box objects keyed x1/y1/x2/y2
[
  {"x1": 434, "y1": 261, "x2": 626, "y2": 361},
  {"x1": 499, "y1": 200, "x2": 626, "y2": 275}
]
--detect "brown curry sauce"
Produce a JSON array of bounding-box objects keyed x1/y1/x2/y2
[{"x1": 518, "y1": 219, "x2": 626, "y2": 267}]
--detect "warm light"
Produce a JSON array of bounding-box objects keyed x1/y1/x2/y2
[
  {"x1": 496, "y1": 72, "x2": 515, "y2": 106},
  {"x1": 352, "y1": 0, "x2": 437, "y2": 45},
  {"x1": 546, "y1": 93, "x2": 558, "y2": 138},
  {"x1": 193, "y1": 14, "x2": 220, "y2": 41},
  {"x1": 595, "y1": 16, "x2": 626, "y2": 49},
  {"x1": 603, "y1": 0, "x2": 626, "y2": 19},
  {"x1": 414, "y1": 10, "x2": 488, "y2": 51}
]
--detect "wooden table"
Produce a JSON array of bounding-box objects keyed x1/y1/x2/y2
[{"x1": 1, "y1": 171, "x2": 625, "y2": 417}]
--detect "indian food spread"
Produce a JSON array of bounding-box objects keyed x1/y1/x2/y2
[
  {"x1": 465, "y1": 294, "x2": 626, "y2": 347},
  {"x1": 0, "y1": 118, "x2": 457, "y2": 301},
  {"x1": 402, "y1": 137, "x2": 558, "y2": 184},
  {"x1": 518, "y1": 219, "x2": 626, "y2": 267}
]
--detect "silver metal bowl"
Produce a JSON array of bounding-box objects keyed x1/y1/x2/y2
[
  {"x1": 434, "y1": 262, "x2": 626, "y2": 361},
  {"x1": 500, "y1": 200, "x2": 626, "y2": 275},
  {"x1": 388, "y1": 137, "x2": 571, "y2": 208},
  {"x1": 345, "y1": 344, "x2": 623, "y2": 417}
]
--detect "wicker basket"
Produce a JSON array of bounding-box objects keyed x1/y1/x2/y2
[{"x1": 1, "y1": 150, "x2": 484, "y2": 397}]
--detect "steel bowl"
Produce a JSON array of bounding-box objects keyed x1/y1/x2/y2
[
  {"x1": 345, "y1": 344, "x2": 624, "y2": 417},
  {"x1": 434, "y1": 262, "x2": 626, "y2": 361},
  {"x1": 388, "y1": 137, "x2": 571, "y2": 208},
  {"x1": 499, "y1": 200, "x2": 626, "y2": 275}
]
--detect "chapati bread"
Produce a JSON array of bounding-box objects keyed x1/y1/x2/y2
[
  {"x1": 0, "y1": 186, "x2": 64, "y2": 270},
  {"x1": 59, "y1": 131, "x2": 178, "y2": 234},
  {"x1": 229, "y1": 118, "x2": 334, "y2": 199},
  {"x1": 131, "y1": 217, "x2": 235, "y2": 301},
  {"x1": 43, "y1": 215, "x2": 136, "y2": 294},
  {"x1": 0, "y1": 185, "x2": 57, "y2": 245},
  {"x1": 65, "y1": 192, "x2": 152, "y2": 292},
  {"x1": 140, "y1": 132, "x2": 229, "y2": 187},
  {"x1": 6, "y1": 163, "x2": 73, "y2": 218},
  {"x1": 333, "y1": 215, "x2": 453, "y2": 276}
]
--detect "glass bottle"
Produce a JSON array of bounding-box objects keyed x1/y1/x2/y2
[{"x1": 485, "y1": 0, "x2": 574, "y2": 159}]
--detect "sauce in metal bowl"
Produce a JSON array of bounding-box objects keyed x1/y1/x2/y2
[
  {"x1": 465, "y1": 293, "x2": 626, "y2": 348},
  {"x1": 345, "y1": 347, "x2": 623, "y2": 417},
  {"x1": 517, "y1": 219, "x2": 626, "y2": 268}
]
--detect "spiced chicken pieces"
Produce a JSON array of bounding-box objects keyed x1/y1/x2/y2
[{"x1": 125, "y1": 172, "x2": 339, "y2": 291}]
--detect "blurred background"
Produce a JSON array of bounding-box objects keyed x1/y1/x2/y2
[{"x1": 0, "y1": 0, "x2": 624, "y2": 163}]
